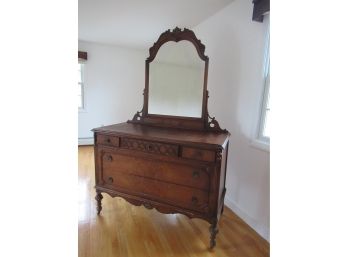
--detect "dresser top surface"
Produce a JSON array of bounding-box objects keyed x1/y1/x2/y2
[{"x1": 93, "y1": 122, "x2": 229, "y2": 148}]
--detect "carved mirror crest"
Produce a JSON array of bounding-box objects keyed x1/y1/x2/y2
[{"x1": 128, "y1": 27, "x2": 226, "y2": 133}]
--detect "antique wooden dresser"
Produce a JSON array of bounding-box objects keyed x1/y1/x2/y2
[{"x1": 93, "y1": 27, "x2": 230, "y2": 249}]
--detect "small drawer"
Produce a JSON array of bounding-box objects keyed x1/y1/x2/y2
[
  {"x1": 96, "y1": 134, "x2": 119, "y2": 147},
  {"x1": 182, "y1": 147, "x2": 215, "y2": 162}
]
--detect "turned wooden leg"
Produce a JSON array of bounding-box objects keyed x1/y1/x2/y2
[
  {"x1": 95, "y1": 191, "x2": 103, "y2": 215},
  {"x1": 209, "y1": 221, "x2": 219, "y2": 249}
]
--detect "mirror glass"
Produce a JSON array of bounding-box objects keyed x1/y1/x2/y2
[{"x1": 148, "y1": 41, "x2": 205, "y2": 117}]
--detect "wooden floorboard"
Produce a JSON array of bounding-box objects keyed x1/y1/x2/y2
[{"x1": 78, "y1": 146, "x2": 269, "y2": 257}]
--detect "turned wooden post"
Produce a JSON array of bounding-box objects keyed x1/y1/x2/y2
[
  {"x1": 95, "y1": 191, "x2": 103, "y2": 215},
  {"x1": 209, "y1": 221, "x2": 219, "y2": 249}
]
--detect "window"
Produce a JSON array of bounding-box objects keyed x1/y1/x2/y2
[
  {"x1": 259, "y1": 69, "x2": 270, "y2": 141},
  {"x1": 258, "y1": 35, "x2": 270, "y2": 143},
  {"x1": 78, "y1": 63, "x2": 84, "y2": 109}
]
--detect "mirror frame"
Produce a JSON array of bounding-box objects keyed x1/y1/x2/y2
[{"x1": 128, "y1": 27, "x2": 226, "y2": 133}]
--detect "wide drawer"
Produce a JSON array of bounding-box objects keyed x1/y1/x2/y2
[
  {"x1": 101, "y1": 171, "x2": 209, "y2": 213},
  {"x1": 101, "y1": 151, "x2": 210, "y2": 190}
]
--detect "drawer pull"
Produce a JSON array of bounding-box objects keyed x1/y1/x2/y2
[
  {"x1": 192, "y1": 171, "x2": 200, "y2": 178},
  {"x1": 107, "y1": 177, "x2": 114, "y2": 183},
  {"x1": 146, "y1": 144, "x2": 154, "y2": 151},
  {"x1": 107, "y1": 155, "x2": 113, "y2": 161},
  {"x1": 191, "y1": 196, "x2": 198, "y2": 205},
  {"x1": 106, "y1": 138, "x2": 111, "y2": 143}
]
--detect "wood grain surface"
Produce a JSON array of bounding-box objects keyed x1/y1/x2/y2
[{"x1": 79, "y1": 146, "x2": 269, "y2": 257}]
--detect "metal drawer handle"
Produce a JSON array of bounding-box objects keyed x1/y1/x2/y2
[
  {"x1": 191, "y1": 196, "x2": 198, "y2": 205},
  {"x1": 192, "y1": 171, "x2": 200, "y2": 178},
  {"x1": 107, "y1": 177, "x2": 114, "y2": 183},
  {"x1": 107, "y1": 155, "x2": 113, "y2": 161}
]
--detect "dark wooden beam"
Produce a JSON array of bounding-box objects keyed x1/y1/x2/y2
[
  {"x1": 252, "y1": 0, "x2": 270, "y2": 22},
  {"x1": 78, "y1": 51, "x2": 87, "y2": 60}
]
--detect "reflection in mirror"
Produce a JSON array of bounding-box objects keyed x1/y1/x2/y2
[{"x1": 148, "y1": 41, "x2": 205, "y2": 118}]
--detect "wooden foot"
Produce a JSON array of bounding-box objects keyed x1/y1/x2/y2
[
  {"x1": 95, "y1": 191, "x2": 103, "y2": 215},
  {"x1": 209, "y1": 221, "x2": 219, "y2": 249}
]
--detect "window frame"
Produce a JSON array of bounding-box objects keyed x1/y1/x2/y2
[
  {"x1": 78, "y1": 62, "x2": 86, "y2": 111},
  {"x1": 251, "y1": 26, "x2": 270, "y2": 152},
  {"x1": 258, "y1": 52, "x2": 270, "y2": 143}
]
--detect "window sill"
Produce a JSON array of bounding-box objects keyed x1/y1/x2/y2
[{"x1": 250, "y1": 139, "x2": 269, "y2": 152}]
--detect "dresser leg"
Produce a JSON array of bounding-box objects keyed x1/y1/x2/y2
[
  {"x1": 209, "y1": 221, "x2": 219, "y2": 249},
  {"x1": 95, "y1": 191, "x2": 103, "y2": 215}
]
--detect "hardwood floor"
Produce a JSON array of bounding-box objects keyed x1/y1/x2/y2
[{"x1": 78, "y1": 146, "x2": 269, "y2": 257}]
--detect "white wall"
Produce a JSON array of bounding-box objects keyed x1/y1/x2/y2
[
  {"x1": 194, "y1": 0, "x2": 270, "y2": 240},
  {"x1": 78, "y1": 41, "x2": 147, "y2": 143}
]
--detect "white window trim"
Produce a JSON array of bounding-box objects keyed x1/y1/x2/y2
[
  {"x1": 258, "y1": 71, "x2": 270, "y2": 143},
  {"x1": 252, "y1": 72, "x2": 270, "y2": 152},
  {"x1": 251, "y1": 24, "x2": 270, "y2": 152},
  {"x1": 78, "y1": 62, "x2": 87, "y2": 112}
]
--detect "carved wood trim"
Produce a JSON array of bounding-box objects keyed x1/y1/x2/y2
[
  {"x1": 131, "y1": 89, "x2": 146, "y2": 122},
  {"x1": 204, "y1": 90, "x2": 228, "y2": 133},
  {"x1": 131, "y1": 109, "x2": 144, "y2": 122},
  {"x1": 96, "y1": 186, "x2": 217, "y2": 224},
  {"x1": 120, "y1": 137, "x2": 179, "y2": 157},
  {"x1": 129, "y1": 27, "x2": 228, "y2": 134},
  {"x1": 147, "y1": 27, "x2": 208, "y2": 62},
  {"x1": 215, "y1": 147, "x2": 223, "y2": 162}
]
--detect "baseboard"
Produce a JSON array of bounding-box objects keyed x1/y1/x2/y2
[
  {"x1": 78, "y1": 137, "x2": 94, "y2": 146},
  {"x1": 225, "y1": 196, "x2": 270, "y2": 242}
]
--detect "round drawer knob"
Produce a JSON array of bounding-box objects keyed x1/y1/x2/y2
[
  {"x1": 106, "y1": 138, "x2": 111, "y2": 143},
  {"x1": 107, "y1": 177, "x2": 114, "y2": 183},
  {"x1": 192, "y1": 171, "x2": 200, "y2": 178},
  {"x1": 107, "y1": 155, "x2": 113, "y2": 161},
  {"x1": 191, "y1": 196, "x2": 198, "y2": 205}
]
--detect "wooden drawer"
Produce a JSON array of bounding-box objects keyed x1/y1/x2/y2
[
  {"x1": 101, "y1": 171, "x2": 209, "y2": 213},
  {"x1": 101, "y1": 151, "x2": 210, "y2": 190},
  {"x1": 120, "y1": 137, "x2": 179, "y2": 157},
  {"x1": 182, "y1": 146, "x2": 215, "y2": 162},
  {"x1": 96, "y1": 134, "x2": 119, "y2": 147}
]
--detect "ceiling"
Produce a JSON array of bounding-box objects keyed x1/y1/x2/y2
[{"x1": 78, "y1": 0, "x2": 234, "y2": 49}]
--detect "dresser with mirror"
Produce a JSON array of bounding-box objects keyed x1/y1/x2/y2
[{"x1": 92, "y1": 27, "x2": 230, "y2": 249}]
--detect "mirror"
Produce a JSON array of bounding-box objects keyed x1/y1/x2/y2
[
  {"x1": 129, "y1": 27, "x2": 226, "y2": 132},
  {"x1": 148, "y1": 41, "x2": 205, "y2": 118}
]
